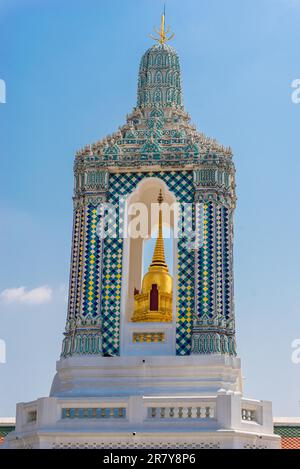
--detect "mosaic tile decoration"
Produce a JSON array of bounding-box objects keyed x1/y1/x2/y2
[
  {"x1": 67, "y1": 204, "x2": 103, "y2": 321},
  {"x1": 101, "y1": 170, "x2": 195, "y2": 356},
  {"x1": 81, "y1": 205, "x2": 102, "y2": 317},
  {"x1": 195, "y1": 202, "x2": 232, "y2": 322},
  {"x1": 193, "y1": 201, "x2": 236, "y2": 355},
  {"x1": 223, "y1": 206, "x2": 232, "y2": 320},
  {"x1": 100, "y1": 236, "x2": 123, "y2": 356},
  {"x1": 215, "y1": 205, "x2": 224, "y2": 320},
  {"x1": 196, "y1": 202, "x2": 215, "y2": 318},
  {"x1": 75, "y1": 207, "x2": 85, "y2": 318},
  {"x1": 62, "y1": 202, "x2": 104, "y2": 357},
  {"x1": 67, "y1": 207, "x2": 82, "y2": 320}
]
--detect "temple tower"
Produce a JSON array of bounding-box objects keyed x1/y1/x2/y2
[
  {"x1": 4, "y1": 13, "x2": 280, "y2": 449},
  {"x1": 61, "y1": 24, "x2": 236, "y2": 360}
]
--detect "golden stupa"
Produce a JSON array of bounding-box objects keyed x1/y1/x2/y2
[{"x1": 131, "y1": 191, "x2": 173, "y2": 323}]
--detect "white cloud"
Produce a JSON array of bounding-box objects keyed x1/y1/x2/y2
[{"x1": 0, "y1": 286, "x2": 52, "y2": 305}]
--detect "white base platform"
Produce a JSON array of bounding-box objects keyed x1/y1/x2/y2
[
  {"x1": 50, "y1": 355, "x2": 243, "y2": 397},
  {"x1": 4, "y1": 355, "x2": 280, "y2": 449}
]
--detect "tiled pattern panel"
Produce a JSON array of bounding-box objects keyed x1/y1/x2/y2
[
  {"x1": 215, "y1": 205, "x2": 223, "y2": 319},
  {"x1": 281, "y1": 438, "x2": 300, "y2": 449},
  {"x1": 101, "y1": 171, "x2": 195, "y2": 356},
  {"x1": 101, "y1": 236, "x2": 123, "y2": 355},
  {"x1": 195, "y1": 203, "x2": 232, "y2": 321},
  {"x1": 67, "y1": 204, "x2": 104, "y2": 323},
  {"x1": 67, "y1": 207, "x2": 83, "y2": 320},
  {"x1": 75, "y1": 207, "x2": 85, "y2": 316},
  {"x1": 176, "y1": 200, "x2": 194, "y2": 355},
  {"x1": 81, "y1": 205, "x2": 103, "y2": 317},
  {"x1": 196, "y1": 202, "x2": 215, "y2": 318},
  {"x1": 0, "y1": 426, "x2": 15, "y2": 446},
  {"x1": 274, "y1": 426, "x2": 300, "y2": 449},
  {"x1": 223, "y1": 206, "x2": 231, "y2": 320}
]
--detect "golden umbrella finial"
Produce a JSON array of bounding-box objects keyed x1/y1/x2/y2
[{"x1": 150, "y1": 6, "x2": 175, "y2": 45}]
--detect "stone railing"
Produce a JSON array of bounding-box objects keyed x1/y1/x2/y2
[
  {"x1": 14, "y1": 393, "x2": 271, "y2": 437},
  {"x1": 148, "y1": 405, "x2": 215, "y2": 419},
  {"x1": 241, "y1": 408, "x2": 256, "y2": 422},
  {"x1": 61, "y1": 407, "x2": 126, "y2": 419}
]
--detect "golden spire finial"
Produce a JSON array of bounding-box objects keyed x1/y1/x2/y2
[
  {"x1": 150, "y1": 190, "x2": 168, "y2": 271},
  {"x1": 150, "y1": 6, "x2": 175, "y2": 45}
]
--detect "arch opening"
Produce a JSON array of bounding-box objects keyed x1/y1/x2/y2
[{"x1": 120, "y1": 177, "x2": 178, "y2": 356}]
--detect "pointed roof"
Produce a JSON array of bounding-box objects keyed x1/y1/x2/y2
[{"x1": 149, "y1": 190, "x2": 169, "y2": 273}]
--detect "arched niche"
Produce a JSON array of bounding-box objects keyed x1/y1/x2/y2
[{"x1": 120, "y1": 177, "x2": 178, "y2": 356}]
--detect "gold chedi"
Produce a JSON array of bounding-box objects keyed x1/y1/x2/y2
[{"x1": 131, "y1": 190, "x2": 173, "y2": 323}]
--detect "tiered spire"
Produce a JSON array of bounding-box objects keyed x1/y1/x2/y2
[
  {"x1": 149, "y1": 190, "x2": 169, "y2": 272},
  {"x1": 137, "y1": 10, "x2": 182, "y2": 108}
]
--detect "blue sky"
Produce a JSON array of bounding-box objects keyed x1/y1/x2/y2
[{"x1": 0, "y1": 0, "x2": 300, "y2": 417}]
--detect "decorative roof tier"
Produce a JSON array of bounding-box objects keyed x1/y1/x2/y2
[
  {"x1": 75, "y1": 17, "x2": 233, "y2": 170},
  {"x1": 75, "y1": 104, "x2": 233, "y2": 169}
]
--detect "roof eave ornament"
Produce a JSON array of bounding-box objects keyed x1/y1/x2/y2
[{"x1": 150, "y1": 7, "x2": 175, "y2": 45}]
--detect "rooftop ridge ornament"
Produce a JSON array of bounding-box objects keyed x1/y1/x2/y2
[{"x1": 150, "y1": 7, "x2": 174, "y2": 45}]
